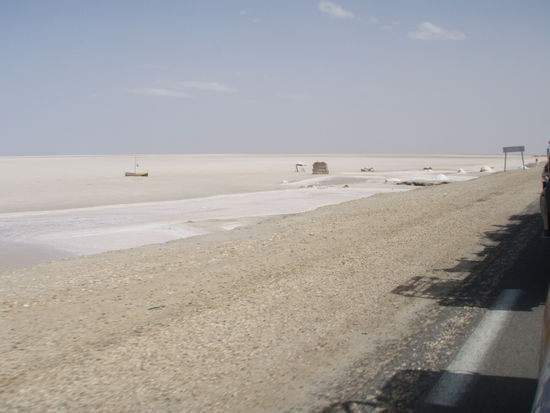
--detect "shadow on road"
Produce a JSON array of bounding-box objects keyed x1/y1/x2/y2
[
  {"x1": 391, "y1": 212, "x2": 549, "y2": 311},
  {"x1": 322, "y1": 209, "x2": 549, "y2": 412},
  {"x1": 321, "y1": 369, "x2": 537, "y2": 413}
]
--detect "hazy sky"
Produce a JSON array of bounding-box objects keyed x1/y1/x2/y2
[{"x1": 1, "y1": 1, "x2": 549, "y2": 155}]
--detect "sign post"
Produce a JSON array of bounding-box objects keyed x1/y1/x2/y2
[{"x1": 502, "y1": 145, "x2": 525, "y2": 172}]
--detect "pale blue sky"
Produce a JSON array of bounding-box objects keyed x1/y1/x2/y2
[{"x1": 1, "y1": 0, "x2": 549, "y2": 155}]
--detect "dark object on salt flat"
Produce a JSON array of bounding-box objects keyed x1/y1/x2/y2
[
  {"x1": 396, "y1": 180, "x2": 449, "y2": 187},
  {"x1": 312, "y1": 162, "x2": 329, "y2": 175}
]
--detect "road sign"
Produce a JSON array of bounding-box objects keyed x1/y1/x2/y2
[
  {"x1": 502, "y1": 145, "x2": 525, "y2": 171},
  {"x1": 503, "y1": 146, "x2": 525, "y2": 153}
]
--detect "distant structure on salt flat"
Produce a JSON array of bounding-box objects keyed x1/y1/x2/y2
[{"x1": 312, "y1": 162, "x2": 329, "y2": 175}]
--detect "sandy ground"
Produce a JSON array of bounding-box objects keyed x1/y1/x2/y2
[
  {"x1": 0, "y1": 164, "x2": 542, "y2": 413},
  {"x1": 0, "y1": 154, "x2": 531, "y2": 271}
]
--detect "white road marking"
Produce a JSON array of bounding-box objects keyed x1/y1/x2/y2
[{"x1": 425, "y1": 289, "x2": 523, "y2": 407}]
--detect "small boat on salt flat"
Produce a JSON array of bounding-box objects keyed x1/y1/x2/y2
[{"x1": 125, "y1": 157, "x2": 148, "y2": 177}]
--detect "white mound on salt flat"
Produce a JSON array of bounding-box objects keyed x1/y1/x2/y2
[{"x1": 380, "y1": 169, "x2": 475, "y2": 185}]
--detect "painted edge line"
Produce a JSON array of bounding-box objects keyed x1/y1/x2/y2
[{"x1": 425, "y1": 288, "x2": 523, "y2": 407}]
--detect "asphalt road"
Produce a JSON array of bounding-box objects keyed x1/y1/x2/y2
[
  {"x1": 321, "y1": 201, "x2": 550, "y2": 413},
  {"x1": 420, "y1": 212, "x2": 549, "y2": 412}
]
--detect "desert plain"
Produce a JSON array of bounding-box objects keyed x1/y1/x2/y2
[{"x1": 0, "y1": 153, "x2": 541, "y2": 412}]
